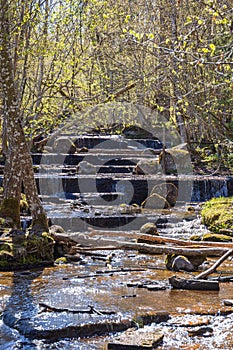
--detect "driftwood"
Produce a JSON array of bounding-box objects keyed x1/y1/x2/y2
[
  {"x1": 39, "y1": 302, "x2": 115, "y2": 315},
  {"x1": 75, "y1": 241, "x2": 232, "y2": 257},
  {"x1": 137, "y1": 234, "x2": 233, "y2": 249},
  {"x1": 169, "y1": 249, "x2": 233, "y2": 291},
  {"x1": 120, "y1": 242, "x2": 231, "y2": 257},
  {"x1": 169, "y1": 276, "x2": 219, "y2": 291},
  {"x1": 63, "y1": 267, "x2": 146, "y2": 280},
  {"x1": 195, "y1": 249, "x2": 233, "y2": 280},
  {"x1": 210, "y1": 275, "x2": 233, "y2": 282}
]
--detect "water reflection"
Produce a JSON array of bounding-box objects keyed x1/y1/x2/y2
[{"x1": 1, "y1": 269, "x2": 43, "y2": 349}]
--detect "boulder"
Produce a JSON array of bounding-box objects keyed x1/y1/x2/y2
[
  {"x1": 133, "y1": 159, "x2": 160, "y2": 175},
  {"x1": 159, "y1": 143, "x2": 192, "y2": 175},
  {"x1": 165, "y1": 254, "x2": 195, "y2": 272},
  {"x1": 77, "y1": 161, "x2": 97, "y2": 175},
  {"x1": 140, "y1": 223, "x2": 159, "y2": 235},
  {"x1": 53, "y1": 137, "x2": 76, "y2": 154},
  {"x1": 142, "y1": 182, "x2": 178, "y2": 209}
]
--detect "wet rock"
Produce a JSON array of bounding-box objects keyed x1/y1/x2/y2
[
  {"x1": 188, "y1": 255, "x2": 206, "y2": 269},
  {"x1": 165, "y1": 254, "x2": 195, "y2": 272},
  {"x1": 133, "y1": 159, "x2": 160, "y2": 175},
  {"x1": 49, "y1": 225, "x2": 65, "y2": 235},
  {"x1": 2, "y1": 310, "x2": 169, "y2": 341},
  {"x1": 77, "y1": 161, "x2": 97, "y2": 174},
  {"x1": 223, "y1": 299, "x2": 233, "y2": 306},
  {"x1": 142, "y1": 193, "x2": 169, "y2": 209},
  {"x1": 140, "y1": 223, "x2": 159, "y2": 235},
  {"x1": 142, "y1": 182, "x2": 178, "y2": 209},
  {"x1": 146, "y1": 284, "x2": 166, "y2": 291},
  {"x1": 107, "y1": 328, "x2": 164, "y2": 349},
  {"x1": 188, "y1": 326, "x2": 213, "y2": 337},
  {"x1": 64, "y1": 253, "x2": 82, "y2": 262}
]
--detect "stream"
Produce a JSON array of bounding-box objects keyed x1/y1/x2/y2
[
  {"x1": 1, "y1": 209, "x2": 233, "y2": 350},
  {"x1": 1, "y1": 131, "x2": 233, "y2": 349}
]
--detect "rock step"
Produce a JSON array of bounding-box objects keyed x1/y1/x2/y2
[
  {"x1": 23, "y1": 212, "x2": 169, "y2": 232},
  {"x1": 32, "y1": 153, "x2": 158, "y2": 166},
  {"x1": 40, "y1": 191, "x2": 126, "y2": 205},
  {"x1": 36, "y1": 175, "x2": 233, "y2": 203},
  {"x1": 35, "y1": 164, "x2": 136, "y2": 175},
  {"x1": 54, "y1": 135, "x2": 163, "y2": 150}
]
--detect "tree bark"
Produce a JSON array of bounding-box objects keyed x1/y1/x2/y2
[{"x1": 0, "y1": 0, "x2": 48, "y2": 232}]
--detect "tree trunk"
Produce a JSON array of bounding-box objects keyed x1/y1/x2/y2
[{"x1": 0, "y1": 0, "x2": 48, "y2": 232}]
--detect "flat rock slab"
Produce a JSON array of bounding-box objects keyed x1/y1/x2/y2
[{"x1": 107, "y1": 328, "x2": 164, "y2": 349}]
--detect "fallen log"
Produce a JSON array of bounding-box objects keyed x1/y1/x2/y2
[
  {"x1": 120, "y1": 242, "x2": 231, "y2": 257},
  {"x1": 137, "y1": 234, "x2": 233, "y2": 249},
  {"x1": 169, "y1": 276, "x2": 219, "y2": 291},
  {"x1": 210, "y1": 275, "x2": 233, "y2": 282},
  {"x1": 76, "y1": 241, "x2": 232, "y2": 257},
  {"x1": 195, "y1": 249, "x2": 233, "y2": 280}
]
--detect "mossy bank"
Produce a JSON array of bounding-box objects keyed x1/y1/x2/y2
[
  {"x1": 0, "y1": 230, "x2": 54, "y2": 270},
  {"x1": 201, "y1": 197, "x2": 233, "y2": 234}
]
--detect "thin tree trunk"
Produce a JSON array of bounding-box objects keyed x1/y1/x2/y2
[{"x1": 0, "y1": 0, "x2": 48, "y2": 232}]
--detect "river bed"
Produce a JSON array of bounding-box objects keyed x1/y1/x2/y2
[{"x1": 1, "y1": 210, "x2": 233, "y2": 349}]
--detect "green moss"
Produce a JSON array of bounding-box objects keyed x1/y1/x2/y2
[
  {"x1": 55, "y1": 257, "x2": 68, "y2": 264},
  {"x1": 190, "y1": 234, "x2": 202, "y2": 241},
  {"x1": 201, "y1": 197, "x2": 233, "y2": 233},
  {"x1": 0, "y1": 242, "x2": 13, "y2": 252},
  {"x1": 20, "y1": 194, "x2": 29, "y2": 213},
  {"x1": 201, "y1": 233, "x2": 232, "y2": 242},
  {"x1": 0, "y1": 231, "x2": 54, "y2": 270}
]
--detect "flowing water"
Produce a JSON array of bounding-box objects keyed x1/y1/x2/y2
[
  {"x1": 1, "y1": 210, "x2": 233, "y2": 350},
  {"x1": 1, "y1": 133, "x2": 233, "y2": 349}
]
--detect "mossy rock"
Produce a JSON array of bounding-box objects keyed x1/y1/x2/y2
[
  {"x1": 0, "y1": 230, "x2": 54, "y2": 270},
  {"x1": 201, "y1": 197, "x2": 233, "y2": 233},
  {"x1": 54, "y1": 257, "x2": 68, "y2": 264},
  {"x1": 190, "y1": 234, "x2": 202, "y2": 241},
  {"x1": 201, "y1": 233, "x2": 232, "y2": 242}
]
